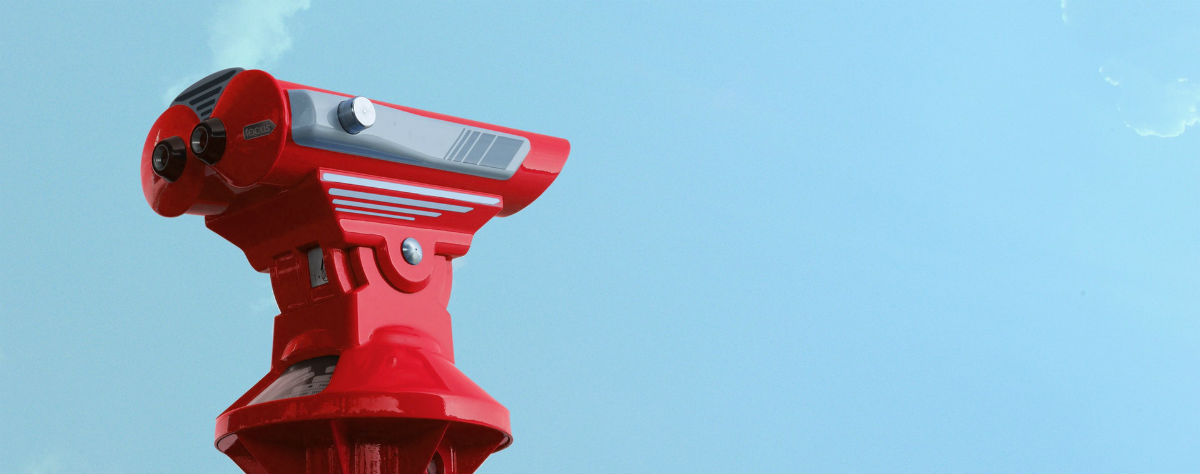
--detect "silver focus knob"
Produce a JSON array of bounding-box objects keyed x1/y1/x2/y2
[{"x1": 337, "y1": 96, "x2": 376, "y2": 134}]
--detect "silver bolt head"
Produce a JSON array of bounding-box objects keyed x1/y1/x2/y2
[
  {"x1": 337, "y1": 96, "x2": 376, "y2": 134},
  {"x1": 401, "y1": 237, "x2": 423, "y2": 265}
]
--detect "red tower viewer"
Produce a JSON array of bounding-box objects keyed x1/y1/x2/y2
[{"x1": 141, "y1": 68, "x2": 570, "y2": 473}]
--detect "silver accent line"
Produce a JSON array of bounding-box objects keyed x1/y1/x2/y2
[
  {"x1": 322, "y1": 172, "x2": 500, "y2": 205},
  {"x1": 329, "y1": 188, "x2": 472, "y2": 213},
  {"x1": 334, "y1": 207, "x2": 416, "y2": 221},
  {"x1": 332, "y1": 199, "x2": 441, "y2": 217},
  {"x1": 443, "y1": 129, "x2": 468, "y2": 160}
]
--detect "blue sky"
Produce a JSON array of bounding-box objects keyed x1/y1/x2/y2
[{"x1": 3, "y1": 1, "x2": 1200, "y2": 472}]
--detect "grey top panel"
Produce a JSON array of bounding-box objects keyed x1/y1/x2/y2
[
  {"x1": 289, "y1": 89, "x2": 529, "y2": 180},
  {"x1": 171, "y1": 68, "x2": 243, "y2": 119}
]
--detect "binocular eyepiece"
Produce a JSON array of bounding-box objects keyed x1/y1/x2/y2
[
  {"x1": 150, "y1": 136, "x2": 186, "y2": 182},
  {"x1": 151, "y1": 118, "x2": 226, "y2": 181},
  {"x1": 190, "y1": 118, "x2": 226, "y2": 165}
]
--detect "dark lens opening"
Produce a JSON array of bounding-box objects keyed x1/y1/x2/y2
[
  {"x1": 151, "y1": 136, "x2": 186, "y2": 182},
  {"x1": 191, "y1": 125, "x2": 210, "y2": 155},
  {"x1": 152, "y1": 144, "x2": 168, "y2": 171}
]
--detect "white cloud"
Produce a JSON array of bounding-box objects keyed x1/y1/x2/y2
[
  {"x1": 1099, "y1": 63, "x2": 1200, "y2": 138},
  {"x1": 452, "y1": 257, "x2": 467, "y2": 272},
  {"x1": 1065, "y1": 2, "x2": 1200, "y2": 138},
  {"x1": 163, "y1": 0, "x2": 311, "y2": 104},
  {"x1": 1099, "y1": 67, "x2": 1120, "y2": 86},
  {"x1": 209, "y1": 0, "x2": 311, "y2": 70}
]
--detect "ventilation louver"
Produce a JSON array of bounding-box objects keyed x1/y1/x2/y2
[{"x1": 171, "y1": 68, "x2": 243, "y2": 119}]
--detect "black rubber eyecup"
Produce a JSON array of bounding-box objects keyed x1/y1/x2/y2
[
  {"x1": 190, "y1": 117, "x2": 227, "y2": 165},
  {"x1": 151, "y1": 136, "x2": 187, "y2": 182}
]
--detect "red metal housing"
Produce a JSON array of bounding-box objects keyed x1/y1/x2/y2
[{"x1": 141, "y1": 69, "x2": 569, "y2": 473}]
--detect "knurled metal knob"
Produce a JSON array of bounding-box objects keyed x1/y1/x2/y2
[{"x1": 337, "y1": 96, "x2": 376, "y2": 134}]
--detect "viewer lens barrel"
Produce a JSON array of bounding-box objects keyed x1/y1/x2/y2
[
  {"x1": 191, "y1": 118, "x2": 226, "y2": 165},
  {"x1": 151, "y1": 137, "x2": 187, "y2": 182}
]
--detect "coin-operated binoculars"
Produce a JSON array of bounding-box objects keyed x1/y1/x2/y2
[{"x1": 141, "y1": 68, "x2": 570, "y2": 474}]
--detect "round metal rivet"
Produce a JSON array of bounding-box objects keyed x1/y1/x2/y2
[{"x1": 401, "y1": 238, "x2": 422, "y2": 265}]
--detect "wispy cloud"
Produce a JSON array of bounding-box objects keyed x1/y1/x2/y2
[
  {"x1": 1099, "y1": 64, "x2": 1200, "y2": 138},
  {"x1": 1063, "y1": 1, "x2": 1200, "y2": 138},
  {"x1": 209, "y1": 0, "x2": 311, "y2": 69},
  {"x1": 163, "y1": 0, "x2": 311, "y2": 104}
]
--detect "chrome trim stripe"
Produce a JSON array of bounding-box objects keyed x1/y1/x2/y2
[
  {"x1": 332, "y1": 199, "x2": 441, "y2": 217},
  {"x1": 334, "y1": 207, "x2": 415, "y2": 221},
  {"x1": 329, "y1": 188, "x2": 472, "y2": 213},
  {"x1": 322, "y1": 172, "x2": 500, "y2": 205}
]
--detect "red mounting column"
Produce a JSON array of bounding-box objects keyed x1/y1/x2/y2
[{"x1": 141, "y1": 68, "x2": 570, "y2": 474}]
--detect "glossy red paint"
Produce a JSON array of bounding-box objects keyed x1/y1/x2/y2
[{"x1": 142, "y1": 69, "x2": 569, "y2": 473}]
